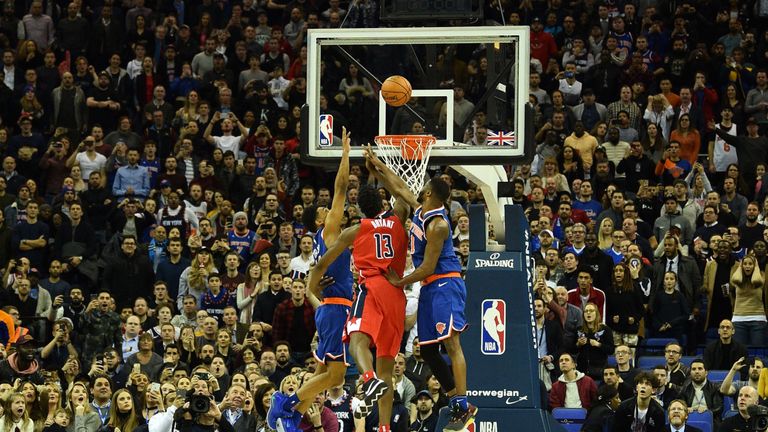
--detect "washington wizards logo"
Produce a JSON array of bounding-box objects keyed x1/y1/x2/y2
[{"x1": 436, "y1": 322, "x2": 446, "y2": 334}]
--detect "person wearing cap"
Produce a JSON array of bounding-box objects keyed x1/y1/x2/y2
[
  {"x1": 536, "y1": 229, "x2": 556, "y2": 257},
  {"x1": 174, "y1": 24, "x2": 197, "y2": 64},
  {"x1": 581, "y1": 384, "x2": 620, "y2": 432},
  {"x1": 409, "y1": 389, "x2": 437, "y2": 432},
  {"x1": 38, "y1": 138, "x2": 71, "y2": 198},
  {"x1": 202, "y1": 52, "x2": 235, "y2": 93},
  {"x1": 0, "y1": 333, "x2": 44, "y2": 384},
  {"x1": 156, "y1": 190, "x2": 199, "y2": 241},
  {"x1": 227, "y1": 211, "x2": 257, "y2": 264},
  {"x1": 529, "y1": 17, "x2": 557, "y2": 69},
  {"x1": 572, "y1": 88, "x2": 607, "y2": 132},
  {"x1": 86, "y1": 71, "x2": 121, "y2": 132},
  {"x1": 653, "y1": 194, "x2": 693, "y2": 248}
]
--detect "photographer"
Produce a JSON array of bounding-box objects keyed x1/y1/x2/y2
[
  {"x1": 40, "y1": 319, "x2": 77, "y2": 370},
  {"x1": 720, "y1": 386, "x2": 760, "y2": 432},
  {"x1": 154, "y1": 373, "x2": 232, "y2": 432}
]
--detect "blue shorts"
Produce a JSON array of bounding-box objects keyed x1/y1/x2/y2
[
  {"x1": 313, "y1": 303, "x2": 351, "y2": 364},
  {"x1": 417, "y1": 277, "x2": 467, "y2": 344}
]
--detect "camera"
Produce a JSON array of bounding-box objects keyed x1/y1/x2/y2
[
  {"x1": 188, "y1": 394, "x2": 211, "y2": 414},
  {"x1": 748, "y1": 404, "x2": 768, "y2": 431}
]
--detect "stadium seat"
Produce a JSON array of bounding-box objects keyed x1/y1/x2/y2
[
  {"x1": 707, "y1": 370, "x2": 730, "y2": 382},
  {"x1": 723, "y1": 410, "x2": 739, "y2": 419},
  {"x1": 552, "y1": 407, "x2": 587, "y2": 431},
  {"x1": 687, "y1": 411, "x2": 713, "y2": 430},
  {"x1": 641, "y1": 337, "x2": 678, "y2": 355},
  {"x1": 689, "y1": 420, "x2": 712, "y2": 432},
  {"x1": 680, "y1": 356, "x2": 697, "y2": 366},
  {"x1": 723, "y1": 395, "x2": 735, "y2": 413},
  {"x1": 636, "y1": 356, "x2": 665, "y2": 370}
]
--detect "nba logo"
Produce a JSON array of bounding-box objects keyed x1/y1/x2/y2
[
  {"x1": 319, "y1": 114, "x2": 333, "y2": 147},
  {"x1": 481, "y1": 300, "x2": 506, "y2": 355}
]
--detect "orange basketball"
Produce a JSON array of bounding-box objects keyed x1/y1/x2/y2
[{"x1": 381, "y1": 75, "x2": 412, "y2": 107}]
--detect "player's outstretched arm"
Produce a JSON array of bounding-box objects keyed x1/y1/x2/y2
[
  {"x1": 386, "y1": 217, "x2": 450, "y2": 287},
  {"x1": 364, "y1": 146, "x2": 419, "y2": 210},
  {"x1": 325, "y1": 127, "x2": 351, "y2": 242},
  {"x1": 307, "y1": 224, "x2": 360, "y2": 299}
]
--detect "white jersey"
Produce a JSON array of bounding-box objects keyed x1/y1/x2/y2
[
  {"x1": 184, "y1": 199, "x2": 207, "y2": 221},
  {"x1": 713, "y1": 123, "x2": 738, "y2": 172}
]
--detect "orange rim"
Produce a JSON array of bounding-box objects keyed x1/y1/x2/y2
[{"x1": 374, "y1": 135, "x2": 435, "y2": 161}]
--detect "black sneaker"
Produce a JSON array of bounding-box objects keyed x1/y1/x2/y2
[
  {"x1": 354, "y1": 377, "x2": 389, "y2": 419},
  {"x1": 443, "y1": 403, "x2": 478, "y2": 431}
]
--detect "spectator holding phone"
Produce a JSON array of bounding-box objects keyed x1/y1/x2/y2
[{"x1": 40, "y1": 319, "x2": 76, "y2": 370}]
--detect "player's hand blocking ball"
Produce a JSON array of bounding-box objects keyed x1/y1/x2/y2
[{"x1": 381, "y1": 75, "x2": 412, "y2": 107}]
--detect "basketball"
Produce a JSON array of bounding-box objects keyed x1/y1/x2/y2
[{"x1": 381, "y1": 75, "x2": 412, "y2": 107}]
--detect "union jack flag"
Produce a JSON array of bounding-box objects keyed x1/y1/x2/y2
[{"x1": 487, "y1": 130, "x2": 516, "y2": 148}]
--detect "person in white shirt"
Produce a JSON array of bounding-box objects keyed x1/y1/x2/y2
[
  {"x1": 67, "y1": 136, "x2": 107, "y2": 179},
  {"x1": 289, "y1": 234, "x2": 314, "y2": 276},
  {"x1": 268, "y1": 64, "x2": 291, "y2": 110},
  {"x1": 203, "y1": 111, "x2": 248, "y2": 157},
  {"x1": 126, "y1": 44, "x2": 146, "y2": 80}
]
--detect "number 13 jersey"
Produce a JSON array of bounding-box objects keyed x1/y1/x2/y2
[{"x1": 352, "y1": 211, "x2": 407, "y2": 284}]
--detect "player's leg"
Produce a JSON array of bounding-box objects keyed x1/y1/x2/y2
[
  {"x1": 442, "y1": 333, "x2": 477, "y2": 431},
  {"x1": 415, "y1": 282, "x2": 458, "y2": 394},
  {"x1": 290, "y1": 304, "x2": 349, "y2": 414},
  {"x1": 418, "y1": 342, "x2": 456, "y2": 394},
  {"x1": 294, "y1": 361, "x2": 346, "y2": 414},
  {"x1": 443, "y1": 333, "x2": 467, "y2": 396},
  {"x1": 375, "y1": 355, "x2": 395, "y2": 432}
]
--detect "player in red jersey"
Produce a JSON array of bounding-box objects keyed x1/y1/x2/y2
[{"x1": 308, "y1": 182, "x2": 409, "y2": 432}]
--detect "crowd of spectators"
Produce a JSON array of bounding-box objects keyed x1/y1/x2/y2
[
  {"x1": 0, "y1": 0, "x2": 767, "y2": 431},
  {"x1": 504, "y1": 0, "x2": 768, "y2": 430}
]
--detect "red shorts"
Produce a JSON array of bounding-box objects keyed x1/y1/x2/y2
[{"x1": 344, "y1": 275, "x2": 406, "y2": 358}]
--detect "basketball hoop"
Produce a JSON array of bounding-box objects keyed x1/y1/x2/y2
[{"x1": 374, "y1": 135, "x2": 435, "y2": 196}]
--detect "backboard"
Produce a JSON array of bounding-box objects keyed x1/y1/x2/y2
[{"x1": 300, "y1": 26, "x2": 533, "y2": 167}]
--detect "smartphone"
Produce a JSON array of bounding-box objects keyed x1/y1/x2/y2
[
  {"x1": 150, "y1": 383, "x2": 161, "y2": 393},
  {"x1": 133, "y1": 364, "x2": 141, "y2": 374},
  {"x1": 176, "y1": 389, "x2": 187, "y2": 399},
  {"x1": 90, "y1": 294, "x2": 99, "y2": 301},
  {"x1": 195, "y1": 372, "x2": 210, "y2": 381}
]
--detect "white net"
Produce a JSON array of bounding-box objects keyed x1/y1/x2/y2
[{"x1": 374, "y1": 135, "x2": 436, "y2": 196}]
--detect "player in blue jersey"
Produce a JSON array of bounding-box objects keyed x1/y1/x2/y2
[
  {"x1": 268, "y1": 128, "x2": 353, "y2": 432},
  {"x1": 366, "y1": 148, "x2": 477, "y2": 431}
]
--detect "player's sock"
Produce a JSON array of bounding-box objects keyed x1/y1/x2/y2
[
  {"x1": 379, "y1": 424, "x2": 391, "y2": 432},
  {"x1": 283, "y1": 393, "x2": 300, "y2": 412},
  {"x1": 450, "y1": 395, "x2": 468, "y2": 412},
  {"x1": 362, "y1": 370, "x2": 376, "y2": 383}
]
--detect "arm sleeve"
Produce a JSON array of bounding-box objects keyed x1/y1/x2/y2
[{"x1": 148, "y1": 405, "x2": 177, "y2": 432}]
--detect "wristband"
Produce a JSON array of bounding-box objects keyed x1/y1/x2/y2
[{"x1": 313, "y1": 426, "x2": 322, "y2": 430}]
